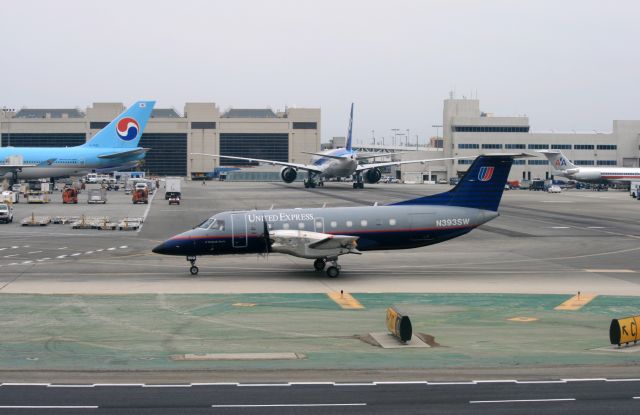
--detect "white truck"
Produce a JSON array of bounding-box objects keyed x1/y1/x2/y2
[
  {"x1": 0, "y1": 203, "x2": 14, "y2": 223},
  {"x1": 165, "y1": 177, "x2": 181, "y2": 200},
  {"x1": 630, "y1": 181, "x2": 640, "y2": 198}
]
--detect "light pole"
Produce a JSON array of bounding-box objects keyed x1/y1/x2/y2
[
  {"x1": 391, "y1": 129, "x2": 399, "y2": 147},
  {"x1": 406, "y1": 129, "x2": 410, "y2": 149},
  {"x1": 371, "y1": 129, "x2": 375, "y2": 145}
]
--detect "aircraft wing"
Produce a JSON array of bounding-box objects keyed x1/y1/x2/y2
[
  {"x1": 269, "y1": 230, "x2": 361, "y2": 258},
  {"x1": 356, "y1": 152, "x2": 406, "y2": 160},
  {"x1": 356, "y1": 156, "x2": 475, "y2": 171},
  {"x1": 300, "y1": 151, "x2": 348, "y2": 160},
  {"x1": 191, "y1": 153, "x2": 323, "y2": 174},
  {"x1": 307, "y1": 234, "x2": 360, "y2": 250},
  {"x1": 98, "y1": 148, "x2": 149, "y2": 159}
]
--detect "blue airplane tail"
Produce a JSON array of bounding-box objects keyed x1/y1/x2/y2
[
  {"x1": 392, "y1": 154, "x2": 518, "y2": 211},
  {"x1": 346, "y1": 103, "x2": 354, "y2": 151},
  {"x1": 82, "y1": 101, "x2": 155, "y2": 148}
]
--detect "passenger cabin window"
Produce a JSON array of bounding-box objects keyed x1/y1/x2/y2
[
  {"x1": 330, "y1": 221, "x2": 337, "y2": 228},
  {"x1": 360, "y1": 219, "x2": 368, "y2": 227},
  {"x1": 346, "y1": 220, "x2": 353, "y2": 228},
  {"x1": 283, "y1": 223, "x2": 290, "y2": 230},
  {"x1": 389, "y1": 218, "x2": 397, "y2": 226},
  {"x1": 298, "y1": 222, "x2": 305, "y2": 229}
]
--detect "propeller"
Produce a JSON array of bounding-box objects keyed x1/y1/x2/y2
[{"x1": 260, "y1": 217, "x2": 272, "y2": 257}]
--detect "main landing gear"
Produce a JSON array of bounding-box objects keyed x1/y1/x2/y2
[
  {"x1": 304, "y1": 172, "x2": 324, "y2": 188},
  {"x1": 313, "y1": 257, "x2": 341, "y2": 278},
  {"x1": 187, "y1": 256, "x2": 198, "y2": 275},
  {"x1": 353, "y1": 173, "x2": 364, "y2": 189}
]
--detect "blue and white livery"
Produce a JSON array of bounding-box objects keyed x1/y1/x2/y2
[
  {"x1": 0, "y1": 101, "x2": 155, "y2": 180},
  {"x1": 193, "y1": 103, "x2": 464, "y2": 189}
]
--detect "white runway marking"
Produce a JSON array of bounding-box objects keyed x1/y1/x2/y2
[
  {"x1": 211, "y1": 403, "x2": 366, "y2": 408},
  {"x1": 96, "y1": 249, "x2": 104, "y2": 252},
  {"x1": 36, "y1": 258, "x2": 50, "y2": 262},
  {"x1": 470, "y1": 398, "x2": 575, "y2": 404},
  {"x1": 551, "y1": 226, "x2": 571, "y2": 229},
  {"x1": 20, "y1": 261, "x2": 32, "y2": 265},
  {"x1": 588, "y1": 226, "x2": 605, "y2": 229},
  {"x1": 27, "y1": 251, "x2": 42, "y2": 254},
  {"x1": 4, "y1": 254, "x2": 18, "y2": 258},
  {"x1": 107, "y1": 247, "x2": 116, "y2": 251},
  {"x1": 56, "y1": 255, "x2": 67, "y2": 259},
  {"x1": 85, "y1": 251, "x2": 94, "y2": 254},
  {"x1": 119, "y1": 246, "x2": 128, "y2": 249},
  {"x1": 57, "y1": 247, "x2": 67, "y2": 250},
  {"x1": 70, "y1": 253, "x2": 81, "y2": 257},
  {"x1": 11, "y1": 246, "x2": 18, "y2": 249}
]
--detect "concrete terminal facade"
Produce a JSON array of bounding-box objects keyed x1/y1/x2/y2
[
  {"x1": 0, "y1": 103, "x2": 320, "y2": 178},
  {"x1": 2, "y1": 97, "x2": 640, "y2": 182}
]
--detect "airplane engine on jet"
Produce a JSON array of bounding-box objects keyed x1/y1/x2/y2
[
  {"x1": 280, "y1": 167, "x2": 298, "y2": 183},
  {"x1": 574, "y1": 171, "x2": 602, "y2": 181},
  {"x1": 365, "y1": 168, "x2": 382, "y2": 184}
]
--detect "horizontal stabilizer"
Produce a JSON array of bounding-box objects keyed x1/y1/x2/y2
[
  {"x1": 98, "y1": 148, "x2": 149, "y2": 159},
  {"x1": 301, "y1": 151, "x2": 349, "y2": 160}
]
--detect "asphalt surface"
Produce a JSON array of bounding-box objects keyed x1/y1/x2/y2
[
  {"x1": 1, "y1": 180, "x2": 640, "y2": 413},
  {"x1": 1, "y1": 379, "x2": 640, "y2": 414}
]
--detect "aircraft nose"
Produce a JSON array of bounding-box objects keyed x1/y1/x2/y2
[{"x1": 152, "y1": 241, "x2": 170, "y2": 255}]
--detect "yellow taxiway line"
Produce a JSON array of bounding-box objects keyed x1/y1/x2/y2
[
  {"x1": 555, "y1": 293, "x2": 597, "y2": 311},
  {"x1": 327, "y1": 291, "x2": 364, "y2": 309}
]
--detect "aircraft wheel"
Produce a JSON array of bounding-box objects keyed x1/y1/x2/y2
[
  {"x1": 352, "y1": 183, "x2": 357, "y2": 189},
  {"x1": 190, "y1": 266, "x2": 199, "y2": 276},
  {"x1": 304, "y1": 181, "x2": 309, "y2": 188},
  {"x1": 313, "y1": 258, "x2": 326, "y2": 271},
  {"x1": 326, "y1": 266, "x2": 340, "y2": 278}
]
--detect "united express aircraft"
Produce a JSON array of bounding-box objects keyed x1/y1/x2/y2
[
  {"x1": 153, "y1": 153, "x2": 527, "y2": 277},
  {"x1": 0, "y1": 101, "x2": 155, "y2": 181}
]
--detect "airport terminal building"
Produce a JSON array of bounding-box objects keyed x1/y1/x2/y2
[
  {"x1": 2, "y1": 98, "x2": 639, "y2": 183},
  {"x1": 0, "y1": 103, "x2": 320, "y2": 179}
]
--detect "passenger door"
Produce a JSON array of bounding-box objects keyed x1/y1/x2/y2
[{"x1": 231, "y1": 214, "x2": 247, "y2": 248}]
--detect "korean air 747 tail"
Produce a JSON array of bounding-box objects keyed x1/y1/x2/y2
[
  {"x1": 392, "y1": 153, "x2": 530, "y2": 211},
  {"x1": 82, "y1": 101, "x2": 155, "y2": 148}
]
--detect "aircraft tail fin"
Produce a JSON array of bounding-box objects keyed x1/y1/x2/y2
[
  {"x1": 538, "y1": 150, "x2": 575, "y2": 170},
  {"x1": 82, "y1": 101, "x2": 155, "y2": 148},
  {"x1": 392, "y1": 154, "x2": 526, "y2": 211},
  {"x1": 346, "y1": 103, "x2": 354, "y2": 151}
]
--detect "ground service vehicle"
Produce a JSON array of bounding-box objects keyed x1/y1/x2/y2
[
  {"x1": 165, "y1": 177, "x2": 181, "y2": 199},
  {"x1": 168, "y1": 195, "x2": 180, "y2": 205},
  {"x1": 630, "y1": 182, "x2": 640, "y2": 198},
  {"x1": 87, "y1": 188, "x2": 107, "y2": 204},
  {"x1": 63, "y1": 187, "x2": 78, "y2": 204},
  {"x1": 132, "y1": 187, "x2": 149, "y2": 204},
  {"x1": 0, "y1": 203, "x2": 14, "y2": 223}
]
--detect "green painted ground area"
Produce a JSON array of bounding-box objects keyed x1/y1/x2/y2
[{"x1": 1, "y1": 293, "x2": 639, "y2": 371}]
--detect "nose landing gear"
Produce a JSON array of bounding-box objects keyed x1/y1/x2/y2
[{"x1": 187, "y1": 256, "x2": 198, "y2": 275}]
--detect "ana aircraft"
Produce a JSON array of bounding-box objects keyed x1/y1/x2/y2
[
  {"x1": 539, "y1": 150, "x2": 640, "y2": 183},
  {"x1": 153, "y1": 153, "x2": 527, "y2": 277},
  {"x1": 193, "y1": 104, "x2": 461, "y2": 189},
  {"x1": 0, "y1": 101, "x2": 155, "y2": 181}
]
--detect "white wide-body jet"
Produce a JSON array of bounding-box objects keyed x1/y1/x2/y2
[
  {"x1": 539, "y1": 150, "x2": 640, "y2": 183},
  {"x1": 193, "y1": 104, "x2": 467, "y2": 189}
]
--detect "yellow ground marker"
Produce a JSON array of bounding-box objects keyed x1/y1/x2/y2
[
  {"x1": 327, "y1": 291, "x2": 364, "y2": 309},
  {"x1": 554, "y1": 293, "x2": 597, "y2": 311},
  {"x1": 508, "y1": 317, "x2": 539, "y2": 322}
]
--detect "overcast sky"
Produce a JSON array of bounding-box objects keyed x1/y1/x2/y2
[{"x1": 1, "y1": 0, "x2": 638, "y2": 143}]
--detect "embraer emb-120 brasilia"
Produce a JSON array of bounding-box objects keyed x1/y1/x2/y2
[
  {"x1": 193, "y1": 104, "x2": 462, "y2": 189},
  {"x1": 0, "y1": 101, "x2": 155, "y2": 181},
  {"x1": 153, "y1": 153, "x2": 528, "y2": 277}
]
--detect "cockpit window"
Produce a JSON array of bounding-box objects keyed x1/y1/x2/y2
[
  {"x1": 199, "y1": 218, "x2": 215, "y2": 229},
  {"x1": 211, "y1": 220, "x2": 225, "y2": 231}
]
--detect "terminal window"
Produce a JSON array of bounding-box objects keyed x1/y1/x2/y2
[
  {"x1": 481, "y1": 144, "x2": 503, "y2": 149},
  {"x1": 597, "y1": 144, "x2": 617, "y2": 150},
  {"x1": 597, "y1": 160, "x2": 617, "y2": 165},
  {"x1": 458, "y1": 143, "x2": 479, "y2": 149},
  {"x1": 191, "y1": 122, "x2": 216, "y2": 129},
  {"x1": 528, "y1": 160, "x2": 549, "y2": 165},
  {"x1": 90, "y1": 122, "x2": 109, "y2": 129},
  {"x1": 457, "y1": 159, "x2": 474, "y2": 164},
  {"x1": 575, "y1": 160, "x2": 595, "y2": 165},
  {"x1": 505, "y1": 144, "x2": 526, "y2": 149},
  {"x1": 1, "y1": 133, "x2": 86, "y2": 147},
  {"x1": 574, "y1": 144, "x2": 595, "y2": 150},
  {"x1": 551, "y1": 144, "x2": 572, "y2": 149},
  {"x1": 220, "y1": 133, "x2": 288, "y2": 166},
  {"x1": 453, "y1": 126, "x2": 529, "y2": 133},
  {"x1": 527, "y1": 144, "x2": 549, "y2": 149},
  {"x1": 292, "y1": 122, "x2": 317, "y2": 129},
  {"x1": 139, "y1": 133, "x2": 187, "y2": 176}
]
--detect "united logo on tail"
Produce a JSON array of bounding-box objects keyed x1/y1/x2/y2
[
  {"x1": 116, "y1": 117, "x2": 140, "y2": 141},
  {"x1": 478, "y1": 166, "x2": 494, "y2": 181}
]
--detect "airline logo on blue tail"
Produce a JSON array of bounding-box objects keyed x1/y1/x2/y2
[
  {"x1": 478, "y1": 166, "x2": 494, "y2": 181},
  {"x1": 554, "y1": 157, "x2": 568, "y2": 168},
  {"x1": 116, "y1": 117, "x2": 140, "y2": 141}
]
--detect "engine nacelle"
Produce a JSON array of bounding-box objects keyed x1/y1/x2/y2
[
  {"x1": 364, "y1": 168, "x2": 382, "y2": 184},
  {"x1": 573, "y1": 171, "x2": 602, "y2": 181},
  {"x1": 280, "y1": 167, "x2": 297, "y2": 183}
]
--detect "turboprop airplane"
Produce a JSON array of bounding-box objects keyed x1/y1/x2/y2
[
  {"x1": 0, "y1": 101, "x2": 155, "y2": 181},
  {"x1": 539, "y1": 150, "x2": 640, "y2": 183},
  {"x1": 153, "y1": 153, "x2": 528, "y2": 277},
  {"x1": 193, "y1": 103, "x2": 464, "y2": 189}
]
